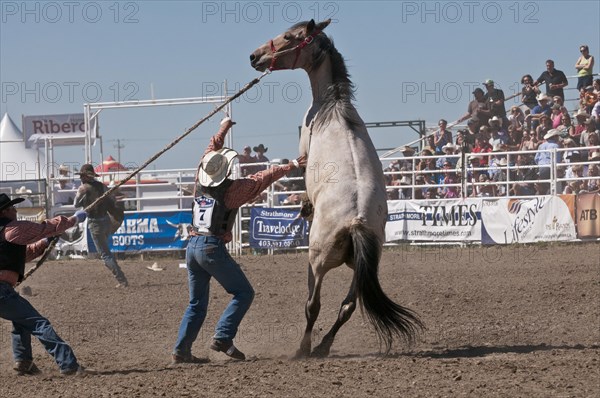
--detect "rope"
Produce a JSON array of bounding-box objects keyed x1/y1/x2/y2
[{"x1": 16, "y1": 71, "x2": 271, "y2": 286}]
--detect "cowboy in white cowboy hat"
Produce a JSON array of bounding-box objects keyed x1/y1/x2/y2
[
  {"x1": 0, "y1": 193, "x2": 90, "y2": 376},
  {"x1": 173, "y1": 117, "x2": 306, "y2": 365}
]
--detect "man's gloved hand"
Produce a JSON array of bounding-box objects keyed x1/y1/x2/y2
[
  {"x1": 220, "y1": 117, "x2": 236, "y2": 127},
  {"x1": 74, "y1": 210, "x2": 87, "y2": 223}
]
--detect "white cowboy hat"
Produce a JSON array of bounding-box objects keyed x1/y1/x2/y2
[
  {"x1": 442, "y1": 143, "x2": 456, "y2": 152},
  {"x1": 574, "y1": 109, "x2": 590, "y2": 118},
  {"x1": 536, "y1": 93, "x2": 551, "y2": 102},
  {"x1": 492, "y1": 143, "x2": 505, "y2": 152},
  {"x1": 15, "y1": 186, "x2": 32, "y2": 194},
  {"x1": 146, "y1": 262, "x2": 164, "y2": 272},
  {"x1": 590, "y1": 152, "x2": 600, "y2": 161},
  {"x1": 489, "y1": 116, "x2": 501, "y2": 124},
  {"x1": 198, "y1": 148, "x2": 239, "y2": 187},
  {"x1": 498, "y1": 158, "x2": 508, "y2": 166},
  {"x1": 543, "y1": 129, "x2": 561, "y2": 140}
]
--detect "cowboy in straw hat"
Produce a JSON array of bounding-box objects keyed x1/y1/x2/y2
[
  {"x1": 0, "y1": 193, "x2": 91, "y2": 376},
  {"x1": 173, "y1": 117, "x2": 306, "y2": 364},
  {"x1": 74, "y1": 163, "x2": 129, "y2": 288}
]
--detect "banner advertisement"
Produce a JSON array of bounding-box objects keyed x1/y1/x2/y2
[
  {"x1": 249, "y1": 208, "x2": 308, "y2": 249},
  {"x1": 576, "y1": 192, "x2": 600, "y2": 238},
  {"x1": 386, "y1": 199, "x2": 482, "y2": 242},
  {"x1": 481, "y1": 195, "x2": 576, "y2": 244},
  {"x1": 23, "y1": 113, "x2": 97, "y2": 148},
  {"x1": 87, "y1": 211, "x2": 192, "y2": 253}
]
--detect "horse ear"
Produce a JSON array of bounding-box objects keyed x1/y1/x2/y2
[
  {"x1": 306, "y1": 19, "x2": 316, "y2": 34},
  {"x1": 316, "y1": 19, "x2": 331, "y2": 32}
]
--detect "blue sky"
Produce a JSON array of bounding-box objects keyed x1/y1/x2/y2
[{"x1": 1, "y1": 0, "x2": 599, "y2": 170}]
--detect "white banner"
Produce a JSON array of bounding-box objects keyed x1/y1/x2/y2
[
  {"x1": 481, "y1": 196, "x2": 576, "y2": 244},
  {"x1": 386, "y1": 199, "x2": 482, "y2": 242},
  {"x1": 23, "y1": 113, "x2": 97, "y2": 147}
]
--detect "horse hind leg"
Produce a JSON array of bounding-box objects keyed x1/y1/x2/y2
[
  {"x1": 294, "y1": 263, "x2": 322, "y2": 358},
  {"x1": 311, "y1": 275, "x2": 357, "y2": 358}
]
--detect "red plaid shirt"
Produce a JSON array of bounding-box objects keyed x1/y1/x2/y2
[
  {"x1": 198, "y1": 124, "x2": 297, "y2": 242},
  {"x1": 0, "y1": 215, "x2": 77, "y2": 285}
]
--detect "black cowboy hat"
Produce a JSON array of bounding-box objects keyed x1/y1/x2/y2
[
  {"x1": 0, "y1": 193, "x2": 24, "y2": 212},
  {"x1": 75, "y1": 163, "x2": 100, "y2": 177},
  {"x1": 253, "y1": 144, "x2": 268, "y2": 153}
]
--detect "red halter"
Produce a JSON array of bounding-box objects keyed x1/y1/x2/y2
[{"x1": 269, "y1": 29, "x2": 322, "y2": 71}]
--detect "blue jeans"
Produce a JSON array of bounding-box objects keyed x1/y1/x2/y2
[
  {"x1": 0, "y1": 282, "x2": 78, "y2": 371},
  {"x1": 88, "y1": 216, "x2": 127, "y2": 283},
  {"x1": 173, "y1": 235, "x2": 254, "y2": 357}
]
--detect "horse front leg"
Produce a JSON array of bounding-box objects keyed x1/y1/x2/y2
[
  {"x1": 294, "y1": 263, "x2": 321, "y2": 358},
  {"x1": 311, "y1": 273, "x2": 357, "y2": 358}
]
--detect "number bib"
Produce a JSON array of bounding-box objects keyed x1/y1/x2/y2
[{"x1": 192, "y1": 195, "x2": 216, "y2": 233}]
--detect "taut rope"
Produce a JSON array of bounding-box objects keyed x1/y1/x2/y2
[{"x1": 16, "y1": 71, "x2": 271, "y2": 286}]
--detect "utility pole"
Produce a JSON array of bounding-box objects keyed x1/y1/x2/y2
[{"x1": 114, "y1": 139, "x2": 125, "y2": 165}]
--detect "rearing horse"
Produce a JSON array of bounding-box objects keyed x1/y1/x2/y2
[{"x1": 250, "y1": 19, "x2": 423, "y2": 357}]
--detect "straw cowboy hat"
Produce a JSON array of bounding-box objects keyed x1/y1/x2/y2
[
  {"x1": 253, "y1": 144, "x2": 268, "y2": 153},
  {"x1": 146, "y1": 262, "x2": 164, "y2": 272},
  {"x1": 76, "y1": 164, "x2": 100, "y2": 178},
  {"x1": 574, "y1": 109, "x2": 590, "y2": 119},
  {"x1": 198, "y1": 148, "x2": 239, "y2": 187},
  {"x1": 15, "y1": 186, "x2": 32, "y2": 194},
  {"x1": 543, "y1": 129, "x2": 561, "y2": 140},
  {"x1": 0, "y1": 193, "x2": 25, "y2": 212}
]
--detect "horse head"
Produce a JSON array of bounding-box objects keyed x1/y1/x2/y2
[{"x1": 250, "y1": 19, "x2": 331, "y2": 72}]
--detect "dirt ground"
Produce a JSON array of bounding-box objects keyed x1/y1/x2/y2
[{"x1": 1, "y1": 242, "x2": 598, "y2": 397}]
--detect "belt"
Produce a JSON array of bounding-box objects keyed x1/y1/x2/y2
[
  {"x1": 189, "y1": 230, "x2": 214, "y2": 237},
  {"x1": 0, "y1": 270, "x2": 19, "y2": 287}
]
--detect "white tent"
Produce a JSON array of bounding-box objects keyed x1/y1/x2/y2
[{"x1": 0, "y1": 113, "x2": 46, "y2": 181}]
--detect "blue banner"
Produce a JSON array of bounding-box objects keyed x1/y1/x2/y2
[
  {"x1": 87, "y1": 211, "x2": 192, "y2": 253},
  {"x1": 249, "y1": 208, "x2": 309, "y2": 249}
]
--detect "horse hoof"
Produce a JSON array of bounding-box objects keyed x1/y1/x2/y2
[
  {"x1": 293, "y1": 349, "x2": 310, "y2": 360},
  {"x1": 310, "y1": 345, "x2": 330, "y2": 358}
]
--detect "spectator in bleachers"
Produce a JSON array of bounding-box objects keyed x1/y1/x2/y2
[
  {"x1": 433, "y1": 119, "x2": 453, "y2": 154},
  {"x1": 580, "y1": 118, "x2": 597, "y2": 147},
  {"x1": 510, "y1": 154, "x2": 538, "y2": 196},
  {"x1": 557, "y1": 113, "x2": 575, "y2": 139},
  {"x1": 520, "y1": 74, "x2": 540, "y2": 110},
  {"x1": 527, "y1": 94, "x2": 552, "y2": 130},
  {"x1": 594, "y1": 79, "x2": 600, "y2": 95},
  {"x1": 519, "y1": 130, "x2": 538, "y2": 151},
  {"x1": 580, "y1": 85, "x2": 598, "y2": 115},
  {"x1": 252, "y1": 144, "x2": 269, "y2": 172},
  {"x1": 437, "y1": 143, "x2": 457, "y2": 169},
  {"x1": 441, "y1": 161, "x2": 460, "y2": 198},
  {"x1": 535, "y1": 129, "x2": 562, "y2": 188},
  {"x1": 483, "y1": 79, "x2": 508, "y2": 128},
  {"x1": 458, "y1": 88, "x2": 491, "y2": 126},
  {"x1": 575, "y1": 45, "x2": 595, "y2": 90},
  {"x1": 478, "y1": 125, "x2": 491, "y2": 143},
  {"x1": 476, "y1": 173, "x2": 497, "y2": 197},
  {"x1": 398, "y1": 145, "x2": 416, "y2": 170},
  {"x1": 488, "y1": 116, "x2": 509, "y2": 147},
  {"x1": 551, "y1": 103, "x2": 563, "y2": 129},
  {"x1": 508, "y1": 106, "x2": 525, "y2": 133},
  {"x1": 472, "y1": 135, "x2": 492, "y2": 167},
  {"x1": 464, "y1": 118, "x2": 479, "y2": 147},
  {"x1": 492, "y1": 158, "x2": 509, "y2": 196},
  {"x1": 573, "y1": 109, "x2": 590, "y2": 140},
  {"x1": 534, "y1": 59, "x2": 569, "y2": 101},
  {"x1": 237, "y1": 145, "x2": 256, "y2": 176},
  {"x1": 587, "y1": 160, "x2": 600, "y2": 192},
  {"x1": 455, "y1": 130, "x2": 472, "y2": 153},
  {"x1": 535, "y1": 115, "x2": 553, "y2": 143},
  {"x1": 552, "y1": 95, "x2": 569, "y2": 116},
  {"x1": 587, "y1": 132, "x2": 600, "y2": 161}
]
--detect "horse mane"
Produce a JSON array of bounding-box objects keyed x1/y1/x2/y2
[{"x1": 310, "y1": 32, "x2": 360, "y2": 130}]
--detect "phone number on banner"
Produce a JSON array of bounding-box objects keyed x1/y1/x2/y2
[{"x1": 256, "y1": 240, "x2": 304, "y2": 248}]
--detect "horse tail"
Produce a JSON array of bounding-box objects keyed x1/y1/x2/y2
[{"x1": 350, "y1": 218, "x2": 424, "y2": 353}]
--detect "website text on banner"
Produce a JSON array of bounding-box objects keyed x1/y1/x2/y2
[
  {"x1": 249, "y1": 207, "x2": 308, "y2": 249},
  {"x1": 386, "y1": 199, "x2": 482, "y2": 242}
]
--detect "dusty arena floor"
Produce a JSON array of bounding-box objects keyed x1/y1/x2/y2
[{"x1": 1, "y1": 243, "x2": 598, "y2": 397}]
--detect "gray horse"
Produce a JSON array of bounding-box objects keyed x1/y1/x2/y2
[{"x1": 251, "y1": 19, "x2": 423, "y2": 357}]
